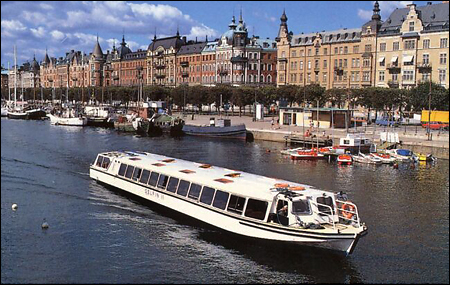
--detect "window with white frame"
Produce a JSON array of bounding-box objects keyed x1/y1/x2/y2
[
  {"x1": 403, "y1": 70, "x2": 414, "y2": 81},
  {"x1": 439, "y1": 70, "x2": 446, "y2": 82},
  {"x1": 423, "y1": 39, "x2": 430, "y2": 49},
  {"x1": 440, "y1": 53, "x2": 447, "y2": 65},
  {"x1": 440, "y1": 38, "x2": 448, "y2": 48},
  {"x1": 379, "y1": 71, "x2": 385, "y2": 82}
]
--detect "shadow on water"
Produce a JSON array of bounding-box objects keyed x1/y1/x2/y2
[{"x1": 96, "y1": 181, "x2": 362, "y2": 284}]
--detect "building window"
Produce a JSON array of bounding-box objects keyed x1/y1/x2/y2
[
  {"x1": 315, "y1": 59, "x2": 319, "y2": 69},
  {"x1": 439, "y1": 70, "x2": 446, "y2": 83},
  {"x1": 365, "y1": 44, "x2": 371, "y2": 52},
  {"x1": 440, "y1": 38, "x2": 448, "y2": 48},
  {"x1": 363, "y1": 58, "x2": 370, "y2": 67},
  {"x1": 344, "y1": 59, "x2": 347, "y2": 68},
  {"x1": 307, "y1": 61, "x2": 311, "y2": 69},
  {"x1": 281, "y1": 51, "x2": 286, "y2": 58},
  {"x1": 334, "y1": 47, "x2": 338, "y2": 54},
  {"x1": 379, "y1": 71, "x2": 385, "y2": 82},
  {"x1": 308, "y1": 49, "x2": 312, "y2": 56},
  {"x1": 291, "y1": 51, "x2": 296, "y2": 57},
  {"x1": 379, "y1": 57, "x2": 385, "y2": 67},
  {"x1": 307, "y1": 73, "x2": 311, "y2": 83},
  {"x1": 344, "y1": 46, "x2": 348, "y2": 54},
  {"x1": 380, "y1": 43, "x2": 386, "y2": 52},
  {"x1": 353, "y1": 46, "x2": 359, "y2": 53},
  {"x1": 423, "y1": 39, "x2": 430, "y2": 49},
  {"x1": 315, "y1": 48, "x2": 319, "y2": 55},
  {"x1": 324, "y1": 48, "x2": 328, "y2": 55},
  {"x1": 339, "y1": 47, "x2": 343, "y2": 54},
  {"x1": 403, "y1": 70, "x2": 414, "y2": 81},
  {"x1": 323, "y1": 73, "x2": 327, "y2": 82},
  {"x1": 299, "y1": 61, "x2": 303, "y2": 70},
  {"x1": 422, "y1": 73, "x2": 430, "y2": 81},
  {"x1": 409, "y1": 21, "x2": 414, "y2": 32},
  {"x1": 363, "y1": 71, "x2": 370, "y2": 81},
  {"x1": 423, "y1": 54, "x2": 430, "y2": 64},
  {"x1": 440, "y1": 53, "x2": 447, "y2": 65},
  {"x1": 404, "y1": 40, "x2": 416, "y2": 50},
  {"x1": 393, "y1": 42, "x2": 400, "y2": 51},
  {"x1": 392, "y1": 73, "x2": 398, "y2": 82},
  {"x1": 323, "y1": 60, "x2": 327, "y2": 68}
]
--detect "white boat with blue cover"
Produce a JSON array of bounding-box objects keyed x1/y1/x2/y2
[{"x1": 90, "y1": 151, "x2": 367, "y2": 255}]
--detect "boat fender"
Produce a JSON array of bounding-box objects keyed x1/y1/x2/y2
[{"x1": 341, "y1": 203, "x2": 355, "y2": 220}]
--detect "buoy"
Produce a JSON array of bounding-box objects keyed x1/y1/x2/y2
[
  {"x1": 41, "y1": 219, "x2": 49, "y2": 229},
  {"x1": 12, "y1": 204, "x2": 18, "y2": 211}
]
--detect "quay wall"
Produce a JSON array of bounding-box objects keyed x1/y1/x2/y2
[{"x1": 247, "y1": 129, "x2": 450, "y2": 160}]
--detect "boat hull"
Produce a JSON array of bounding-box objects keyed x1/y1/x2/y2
[
  {"x1": 7, "y1": 111, "x2": 28, "y2": 120},
  {"x1": 86, "y1": 117, "x2": 114, "y2": 128},
  {"x1": 47, "y1": 114, "x2": 87, "y2": 126},
  {"x1": 90, "y1": 167, "x2": 365, "y2": 255},
  {"x1": 25, "y1": 109, "x2": 47, "y2": 120},
  {"x1": 182, "y1": 124, "x2": 247, "y2": 140}
]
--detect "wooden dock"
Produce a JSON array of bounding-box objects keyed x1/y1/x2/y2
[{"x1": 284, "y1": 134, "x2": 333, "y2": 147}]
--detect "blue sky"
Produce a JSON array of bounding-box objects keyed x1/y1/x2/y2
[{"x1": 0, "y1": 1, "x2": 440, "y2": 68}]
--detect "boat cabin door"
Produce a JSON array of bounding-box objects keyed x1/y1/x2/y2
[{"x1": 274, "y1": 198, "x2": 292, "y2": 226}]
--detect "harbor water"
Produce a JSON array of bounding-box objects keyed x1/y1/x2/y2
[{"x1": 1, "y1": 118, "x2": 449, "y2": 283}]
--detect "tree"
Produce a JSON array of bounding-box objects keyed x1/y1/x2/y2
[{"x1": 407, "y1": 82, "x2": 449, "y2": 111}]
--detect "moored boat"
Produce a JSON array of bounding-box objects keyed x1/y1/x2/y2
[
  {"x1": 352, "y1": 152, "x2": 382, "y2": 165},
  {"x1": 370, "y1": 153, "x2": 396, "y2": 164},
  {"x1": 337, "y1": 154, "x2": 353, "y2": 165},
  {"x1": 182, "y1": 118, "x2": 246, "y2": 140},
  {"x1": 90, "y1": 151, "x2": 367, "y2": 255},
  {"x1": 290, "y1": 149, "x2": 325, "y2": 160}
]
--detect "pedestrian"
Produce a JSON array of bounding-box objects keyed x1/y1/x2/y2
[{"x1": 271, "y1": 118, "x2": 274, "y2": 129}]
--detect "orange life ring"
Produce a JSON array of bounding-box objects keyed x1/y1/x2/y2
[
  {"x1": 289, "y1": 186, "x2": 305, "y2": 191},
  {"x1": 341, "y1": 203, "x2": 355, "y2": 219},
  {"x1": 274, "y1": 183, "x2": 290, "y2": 188}
]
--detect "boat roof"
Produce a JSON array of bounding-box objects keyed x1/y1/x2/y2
[{"x1": 98, "y1": 151, "x2": 326, "y2": 202}]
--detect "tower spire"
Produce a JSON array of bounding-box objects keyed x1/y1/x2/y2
[{"x1": 372, "y1": 1, "x2": 381, "y2": 21}]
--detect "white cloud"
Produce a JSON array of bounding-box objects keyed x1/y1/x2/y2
[
  {"x1": 50, "y1": 30, "x2": 65, "y2": 41},
  {"x1": 357, "y1": 1, "x2": 413, "y2": 21},
  {"x1": 1, "y1": 19, "x2": 27, "y2": 31},
  {"x1": 30, "y1": 27, "x2": 47, "y2": 38},
  {"x1": 40, "y1": 3, "x2": 53, "y2": 10}
]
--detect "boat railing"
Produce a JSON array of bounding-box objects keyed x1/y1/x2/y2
[
  {"x1": 336, "y1": 200, "x2": 361, "y2": 228},
  {"x1": 312, "y1": 202, "x2": 338, "y2": 229},
  {"x1": 311, "y1": 200, "x2": 362, "y2": 229}
]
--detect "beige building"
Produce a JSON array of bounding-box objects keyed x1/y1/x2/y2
[
  {"x1": 276, "y1": 1, "x2": 449, "y2": 90},
  {"x1": 375, "y1": 2, "x2": 449, "y2": 89}
]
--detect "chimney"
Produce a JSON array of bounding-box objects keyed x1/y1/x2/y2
[{"x1": 182, "y1": 36, "x2": 187, "y2": 43}]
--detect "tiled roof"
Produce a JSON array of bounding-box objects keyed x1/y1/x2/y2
[{"x1": 177, "y1": 42, "x2": 207, "y2": 55}]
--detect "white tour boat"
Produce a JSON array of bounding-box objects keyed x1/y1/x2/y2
[{"x1": 90, "y1": 151, "x2": 368, "y2": 255}]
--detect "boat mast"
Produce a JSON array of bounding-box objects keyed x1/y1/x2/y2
[
  {"x1": 316, "y1": 100, "x2": 319, "y2": 150},
  {"x1": 14, "y1": 45, "x2": 17, "y2": 107},
  {"x1": 8, "y1": 61, "x2": 11, "y2": 103}
]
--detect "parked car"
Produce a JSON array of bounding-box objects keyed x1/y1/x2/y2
[
  {"x1": 375, "y1": 118, "x2": 399, "y2": 127},
  {"x1": 421, "y1": 121, "x2": 449, "y2": 130}
]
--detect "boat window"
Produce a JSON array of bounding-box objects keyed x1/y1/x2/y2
[
  {"x1": 188, "y1": 183, "x2": 202, "y2": 200},
  {"x1": 292, "y1": 199, "x2": 311, "y2": 215},
  {"x1": 101, "y1": 157, "x2": 111, "y2": 169},
  {"x1": 139, "y1": 170, "x2": 150, "y2": 184},
  {"x1": 125, "y1": 166, "x2": 135, "y2": 179},
  {"x1": 166, "y1": 177, "x2": 179, "y2": 193},
  {"x1": 118, "y1": 163, "x2": 127, "y2": 176},
  {"x1": 245, "y1": 199, "x2": 268, "y2": 220},
  {"x1": 200, "y1": 186, "x2": 215, "y2": 205},
  {"x1": 157, "y1": 174, "x2": 169, "y2": 189},
  {"x1": 316, "y1": 196, "x2": 334, "y2": 215},
  {"x1": 96, "y1": 156, "x2": 104, "y2": 167},
  {"x1": 132, "y1": 167, "x2": 142, "y2": 181},
  {"x1": 148, "y1": 172, "x2": 159, "y2": 187},
  {"x1": 343, "y1": 139, "x2": 350, "y2": 145},
  {"x1": 227, "y1": 195, "x2": 246, "y2": 215},
  {"x1": 212, "y1": 190, "x2": 229, "y2": 210},
  {"x1": 177, "y1": 180, "x2": 190, "y2": 197}
]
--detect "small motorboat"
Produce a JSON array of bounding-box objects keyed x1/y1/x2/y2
[
  {"x1": 281, "y1": 147, "x2": 307, "y2": 155},
  {"x1": 352, "y1": 152, "x2": 382, "y2": 165},
  {"x1": 415, "y1": 152, "x2": 436, "y2": 162},
  {"x1": 290, "y1": 149, "x2": 325, "y2": 160},
  {"x1": 370, "y1": 153, "x2": 396, "y2": 164},
  {"x1": 337, "y1": 154, "x2": 353, "y2": 165},
  {"x1": 387, "y1": 149, "x2": 415, "y2": 162}
]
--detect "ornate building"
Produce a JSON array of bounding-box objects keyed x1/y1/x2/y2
[
  {"x1": 147, "y1": 32, "x2": 186, "y2": 87},
  {"x1": 375, "y1": 2, "x2": 449, "y2": 89},
  {"x1": 276, "y1": 1, "x2": 448, "y2": 90},
  {"x1": 176, "y1": 40, "x2": 207, "y2": 86}
]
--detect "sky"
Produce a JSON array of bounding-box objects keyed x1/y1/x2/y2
[{"x1": 0, "y1": 1, "x2": 441, "y2": 68}]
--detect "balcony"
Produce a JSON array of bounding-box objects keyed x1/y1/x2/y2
[
  {"x1": 278, "y1": 57, "x2": 288, "y2": 62},
  {"x1": 155, "y1": 64, "x2": 166, "y2": 70},
  {"x1": 334, "y1": 66, "x2": 344, "y2": 75},
  {"x1": 217, "y1": 69, "x2": 228, "y2": 76},
  {"x1": 387, "y1": 80, "x2": 399, "y2": 88},
  {"x1": 417, "y1": 62, "x2": 432, "y2": 73},
  {"x1": 180, "y1": 61, "x2": 189, "y2": 67},
  {"x1": 387, "y1": 63, "x2": 401, "y2": 73},
  {"x1": 230, "y1": 56, "x2": 248, "y2": 63},
  {"x1": 155, "y1": 74, "x2": 166, "y2": 79},
  {"x1": 181, "y1": 71, "x2": 189, "y2": 78}
]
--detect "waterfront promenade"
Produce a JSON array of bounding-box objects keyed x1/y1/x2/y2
[{"x1": 179, "y1": 112, "x2": 449, "y2": 159}]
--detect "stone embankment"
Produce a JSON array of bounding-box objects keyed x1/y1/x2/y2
[{"x1": 178, "y1": 113, "x2": 449, "y2": 160}]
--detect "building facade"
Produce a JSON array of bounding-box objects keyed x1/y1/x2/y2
[
  {"x1": 375, "y1": 2, "x2": 449, "y2": 89},
  {"x1": 276, "y1": 1, "x2": 449, "y2": 89}
]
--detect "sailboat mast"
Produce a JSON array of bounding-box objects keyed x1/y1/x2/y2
[
  {"x1": 14, "y1": 45, "x2": 17, "y2": 106},
  {"x1": 8, "y1": 61, "x2": 10, "y2": 102}
]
